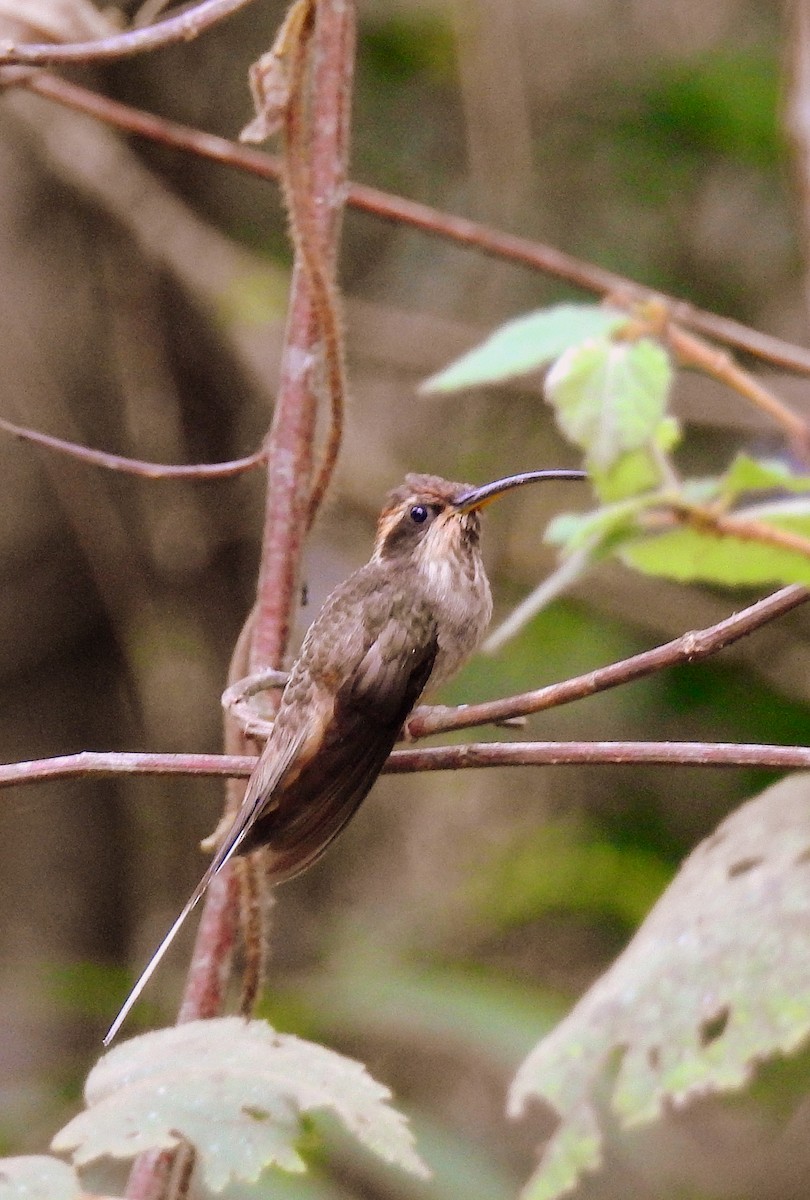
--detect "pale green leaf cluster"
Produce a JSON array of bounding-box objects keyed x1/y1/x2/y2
[
  {"x1": 421, "y1": 306, "x2": 810, "y2": 629},
  {"x1": 545, "y1": 336, "x2": 673, "y2": 473}
]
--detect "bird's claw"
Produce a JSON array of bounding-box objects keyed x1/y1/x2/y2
[{"x1": 222, "y1": 668, "x2": 289, "y2": 740}]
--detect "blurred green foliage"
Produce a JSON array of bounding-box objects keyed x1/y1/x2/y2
[
  {"x1": 639, "y1": 47, "x2": 780, "y2": 169},
  {"x1": 470, "y1": 817, "x2": 673, "y2": 933},
  {"x1": 362, "y1": 15, "x2": 456, "y2": 86}
]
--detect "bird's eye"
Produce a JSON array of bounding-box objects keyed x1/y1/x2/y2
[{"x1": 410, "y1": 504, "x2": 429, "y2": 524}]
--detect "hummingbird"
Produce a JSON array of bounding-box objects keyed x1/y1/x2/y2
[{"x1": 104, "y1": 468, "x2": 585, "y2": 1044}]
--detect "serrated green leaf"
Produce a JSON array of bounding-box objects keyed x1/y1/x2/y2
[
  {"x1": 622, "y1": 498, "x2": 810, "y2": 586},
  {"x1": 0, "y1": 1157, "x2": 85, "y2": 1200},
  {"x1": 420, "y1": 305, "x2": 626, "y2": 393},
  {"x1": 545, "y1": 338, "x2": 672, "y2": 470},
  {"x1": 509, "y1": 776, "x2": 810, "y2": 1200},
  {"x1": 52, "y1": 1019, "x2": 428, "y2": 1193},
  {"x1": 721, "y1": 453, "x2": 810, "y2": 503}
]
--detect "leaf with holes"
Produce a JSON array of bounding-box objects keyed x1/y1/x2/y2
[
  {"x1": 420, "y1": 305, "x2": 627, "y2": 393},
  {"x1": 0, "y1": 1156, "x2": 87, "y2": 1200},
  {"x1": 509, "y1": 776, "x2": 810, "y2": 1200},
  {"x1": 52, "y1": 1019, "x2": 428, "y2": 1193},
  {"x1": 545, "y1": 337, "x2": 672, "y2": 471}
]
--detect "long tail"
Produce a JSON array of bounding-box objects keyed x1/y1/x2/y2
[
  {"x1": 102, "y1": 830, "x2": 241, "y2": 1047},
  {"x1": 102, "y1": 729, "x2": 304, "y2": 1046},
  {"x1": 102, "y1": 872, "x2": 212, "y2": 1046},
  {"x1": 102, "y1": 795, "x2": 273, "y2": 1045}
]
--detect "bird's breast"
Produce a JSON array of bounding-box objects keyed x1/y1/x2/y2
[{"x1": 418, "y1": 551, "x2": 492, "y2": 689}]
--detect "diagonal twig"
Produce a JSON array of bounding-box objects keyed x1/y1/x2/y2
[
  {"x1": 407, "y1": 585, "x2": 810, "y2": 737},
  {"x1": 0, "y1": 0, "x2": 256, "y2": 64},
  {"x1": 0, "y1": 414, "x2": 266, "y2": 478},
  {"x1": 16, "y1": 71, "x2": 810, "y2": 377}
]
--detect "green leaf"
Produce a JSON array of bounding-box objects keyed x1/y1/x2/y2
[
  {"x1": 52, "y1": 1019, "x2": 428, "y2": 1193},
  {"x1": 589, "y1": 416, "x2": 681, "y2": 502},
  {"x1": 721, "y1": 453, "x2": 810, "y2": 503},
  {"x1": 0, "y1": 1157, "x2": 85, "y2": 1200},
  {"x1": 509, "y1": 776, "x2": 810, "y2": 1200},
  {"x1": 545, "y1": 496, "x2": 651, "y2": 557},
  {"x1": 622, "y1": 498, "x2": 810, "y2": 586},
  {"x1": 545, "y1": 337, "x2": 672, "y2": 470},
  {"x1": 589, "y1": 447, "x2": 661, "y2": 502},
  {"x1": 420, "y1": 305, "x2": 626, "y2": 393}
]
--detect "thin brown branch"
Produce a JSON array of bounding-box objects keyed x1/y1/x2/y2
[
  {"x1": 387, "y1": 741, "x2": 810, "y2": 771},
  {"x1": 407, "y1": 585, "x2": 809, "y2": 737},
  {"x1": 667, "y1": 323, "x2": 810, "y2": 452},
  {"x1": 174, "y1": 864, "x2": 239, "y2": 1024},
  {"x1": 263, "y1": 0, "x2": 351, "y2": 529},
  {"x1": 119, "y1": 19, "x2": 357, "y2": 1193},
  {"x1": 18, "y1": 72, "x2": 810, "y2": 377},
  {"x1": 175, "y1": 609, "x2": 256, "y2": 1029},
  {"x1": 664, "y1": 506, "x2": 810, "y2": 560},
  {"x1": 0, "y1": 590, "x2": 799, "y2": 783},
  {"x1": 284, "y1": 1, "x2": 353, "y2": 528},
  {"x1": 124, "y1": 1154, "x2": 174, "y2": 1200},
  {"x1": 0, "y1": 751, "x2": 255, "y2": 786},
  {"x1": 0, "y1": 0, "x2": 256, "y2": 64},
  {"x1": 0, "y1": 414, "x2": 266, "y2": 479},
  {"x1": 2, "y1": 741, "x2": 810, "y2": 789}
]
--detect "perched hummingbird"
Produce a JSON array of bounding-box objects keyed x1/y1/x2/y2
[{"x1": 104, "y1": 469, "x2": 585, "y2": 1043}]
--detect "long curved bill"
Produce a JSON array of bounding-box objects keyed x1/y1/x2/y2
[{"x1": 453, "y1": 469, "x2": 587, "y2": 513}]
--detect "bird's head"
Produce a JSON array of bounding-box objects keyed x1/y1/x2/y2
[{"x1": 372, "y1": 469, "x2": 587, "y2": 571}]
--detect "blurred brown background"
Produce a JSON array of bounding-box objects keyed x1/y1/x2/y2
[{"x1": 2, "y1": 0, "x2": 810, "y2": 1196}]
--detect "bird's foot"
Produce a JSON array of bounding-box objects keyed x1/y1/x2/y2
[
  {"x1": 200, "y1": 811, "x2": 234, "y2": 853},
  {"x1": 221, "y1": 667, "x2": 289, "y2": 740}
]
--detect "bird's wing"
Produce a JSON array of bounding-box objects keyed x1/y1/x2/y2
[
  {"x1": 104, "y1": 583, "x2": 438, "y2": 1044},
  {"x1": 102, "y1": 724, "x2": 306, "y2": 1046},
  {"x1": 241, "y1": 613, "x2": 439, "y2": 880}
]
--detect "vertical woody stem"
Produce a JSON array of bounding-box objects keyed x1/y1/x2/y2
[
  {"x1": 252, "y1": 0, "x2": 356, "y2": 669},
  {"x1": 124, "y1": 2, "x2": 355, "y2": 1197},
  {"x1": 176, "y1": 0, "x2": 355, "y2": 1026}
]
